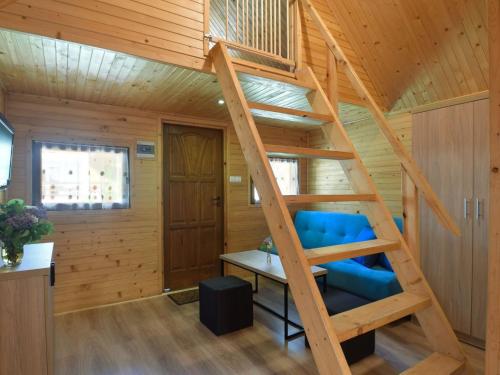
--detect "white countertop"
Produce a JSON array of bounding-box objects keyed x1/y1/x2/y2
[{"x1": 0, "y1": 242, "x2": 54, "y2": 281}]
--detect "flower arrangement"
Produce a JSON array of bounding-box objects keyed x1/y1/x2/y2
[
  {"x1": 259, "y1": 236, "x2": 274, "y2": 264},
  {"x1": 0, "y1": 199, "x2": 53, "y2": 267}
]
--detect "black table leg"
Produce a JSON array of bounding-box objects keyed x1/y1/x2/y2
[
  {"x1": 220, "y1": 260, "x2": 224, "y2": 276},
  {"x1": 284, "y1": 283, "x2": 289, "y2": 340},
  {"x1": 254, "y1": 273, "x2": 259, "y2": 293}
]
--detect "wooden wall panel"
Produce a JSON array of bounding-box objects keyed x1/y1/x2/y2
[
  {"x1": 301, "y1": 0, "x2": 385, "y2": 108},
  {"x1": 0, "y1": 0, "x2": 207, "y2": 71},
  {"x1": 226, "y1": 123, "x2": 309, "y2": 252},
  {"x1": 0, "y1": 1, "x2": 383, "y2": 108},
  {"x1": 7, "y1": 93, "x2": 163, "y2": 313},
  {"x1": 5, "y1": 93, "x2": 310, "y2": 312},
  {"x1": 487, "y1": 0, "x2": 500, "y2": 372},
  {"x1": 307, "y1": 112, "x2": 412, "y2": 215},
  {"x1": 326, "y1": 0, "x2": 488, "y2": 111}
]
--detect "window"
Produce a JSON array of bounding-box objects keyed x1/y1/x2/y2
[
  {"x1": 251, "y1": 157, "x2": 299, "y2": 204},
  {"x1": 32, "y1": 141, "x2": 130, "y2": 211}
]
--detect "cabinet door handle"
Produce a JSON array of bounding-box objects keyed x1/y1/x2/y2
[
  {"x1": 464, "y1": 198, "x2": 471, "y2": 220},
  {"x1": 475, "y1": 198, "x2": 483, "y2": 221}
]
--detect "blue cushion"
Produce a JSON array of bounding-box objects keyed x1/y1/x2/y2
[
  {"x1": 320, "y1": 259, "x2": 402, "y2": 301},
  {"x1": 294, "y1": 211, "x2": 372, "y2": 249},
  {"x1": 351, "y1": 227, "x2": 378, "y2": 267},
  {"x1": 258, "y1": 211, "x2": 403, "y2": 300}
]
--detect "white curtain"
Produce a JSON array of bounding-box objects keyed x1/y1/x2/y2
[
  {"x1": 38, "y1": 142, "x2": 130, "y2": 210},
  {"x1": 253, "y1": 157, "x2": 299, "y2": 202}
]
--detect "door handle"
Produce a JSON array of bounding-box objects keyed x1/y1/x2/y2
[
  {"x1": 475, "y1": 198, "x2": 483, "y2": 221},
  {"x1": 212, "y1": 196, "x2": 222, "y2": 207},
  {"x1": 464, "y1": 198, "x2": 471, "y2": 220}
]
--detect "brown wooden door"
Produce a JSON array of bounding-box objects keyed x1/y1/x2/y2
[
  {"x1": 413, "y1": 103, "x2": 475, "y2": 335},
  {"x1": 164, "y1": 124, "x2": 224, "y2": 290}
]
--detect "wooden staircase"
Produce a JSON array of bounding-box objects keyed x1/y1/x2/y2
[{"x1": 210, "y1": 2, "x2": 469, "y2": 374}]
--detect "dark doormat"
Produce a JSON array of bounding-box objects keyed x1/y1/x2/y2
[{"x1": 168, "y1": 288, "x2": 199, "y2": 305}]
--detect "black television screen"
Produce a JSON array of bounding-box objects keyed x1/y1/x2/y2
[{"x1": 0, "y1": 113, "x2": 14, "y2": 190}]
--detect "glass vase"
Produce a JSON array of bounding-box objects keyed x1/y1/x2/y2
[{"x1": 1, "y1": 245, "x2": 24, "y2": 267}]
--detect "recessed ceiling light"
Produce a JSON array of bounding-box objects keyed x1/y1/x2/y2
[{"x1": 218, "y1": 99, "x2": 225, "y2": 105}]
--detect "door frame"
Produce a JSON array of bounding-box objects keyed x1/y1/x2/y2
[{"x1": 161, "y1": 121, "x2": 228, "y2": 291}]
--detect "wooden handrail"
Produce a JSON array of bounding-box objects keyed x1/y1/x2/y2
[{"x1": 299, "y1": 0, "x2": 460, "y2": 236}]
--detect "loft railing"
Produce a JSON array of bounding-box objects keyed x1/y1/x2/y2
[{"x1": 206, "y1": 0, "x2": 301, "y2": 66}]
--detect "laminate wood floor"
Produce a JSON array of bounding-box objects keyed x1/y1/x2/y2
[{"x1": 55, "y1": 281, "x2": 485, "y2": 374}]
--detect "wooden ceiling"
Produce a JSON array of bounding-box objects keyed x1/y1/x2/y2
[
  {"x1": 326, "y1": 0, "x2": 488, "y2": 110},
  {"x1": 0, "y1": 28, "x2": 368, "y2": 123}
]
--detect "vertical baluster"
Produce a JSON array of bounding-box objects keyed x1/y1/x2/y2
[
  {"x1": 236, "y1": 0, "x2": 239, "y2": 43},
  {"x1": 252, "y1": 0, "x2": 255, "y2": 48},
  {"x1": 246, "y1": 0, "x2": 249, "y2": 46},
  {"x1": 278, "y1": 0, "x2": 281, "y2": 57},
  {"x1": 271, "y1": 0, "x2": 275, "y2": 54},
  {"x1": 265, "y1": 0, "x2": 268, "y2": 52},
  {"x1": 226, "y1": 0, "x2": 229, "y2": 41},
  {"x1": 294, "y1": 0, "x2": 302, "y2": 69},
  {"x1": 260, "y1": 0, "x2": 264, "y2": 51},
  {"x1": 255, "y1": 0, "x2": 259, "y2": 49},
  {"x1": 286, "y1": 0, "x2": 290, "y2": 59}
]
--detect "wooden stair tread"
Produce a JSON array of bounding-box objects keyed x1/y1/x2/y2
[
  {"x1": 248, "y1": 101, "x2": 334, "y2": 125},
  {"x1": 283, "y1": 194, "x2": 377, "y2": 204},
  {"x1": 234, "y1": 62, "x2": 316, "y2": 91},
  {"x1": 264, "y1": 144, "x2": 354, "y2": 160},
  {"x1": 332, "y1": 292, "x2": 432, "y2": 342},
  {"x1": 305, "y1": 239, "x2": 400, "y2": 266},
  {"x1": 400, "y1": 352, "x2": 465, "y2": 374}
]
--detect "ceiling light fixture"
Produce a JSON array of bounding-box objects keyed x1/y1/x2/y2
[{"x1": 217, "y1": 99, "x2": 225, "y2": 105}]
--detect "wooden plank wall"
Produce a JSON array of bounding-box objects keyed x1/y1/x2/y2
[
  {"x1": 0, "y1": 0, "x2": 383, "y2": 108},
  {"x1": 7, "y1": 94, "x2": 163, "y2": 313},
  {"x1": 301, "y1": 0, "x2": 385, "y2": 108},
  {"x1": 487, "y1": 0, "x2": 500, "y2": 372},
  {"x1": 325, "y1": 0, "x2": 488, "y2": 111},
  {"x1": 227, "y1": 124, "x2": 309, "y2": 252},
  {"x1": 307, "y1": 112, "x2": 412, "y2": 215},
  {"x1": 0, "y1": 0, "x2": 207, "y2": 71},
  {"x1": 5, "y1": 93, "x2": 309, "y2": 312}
]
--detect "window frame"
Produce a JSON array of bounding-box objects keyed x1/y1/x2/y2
[
  {"x1": 32, "y1": 140, "x2": 132, "y2": 211},
  {"x1": 250, "y1": 157, "x2": 300, "y2": 205}
]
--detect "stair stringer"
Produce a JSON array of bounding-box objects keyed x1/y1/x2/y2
[
  {"x1": 211, "y1": 42, "x2": 351, "y2": 375},
  {"x1": 297, "y1": 66, "x2": 469, "y2": 369}
]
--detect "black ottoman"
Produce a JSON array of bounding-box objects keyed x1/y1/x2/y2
[
  {"x1": 199, "y1": 276, "x2": 253, "y2": 336},
  {"x1": 305, "y1": 288, "x2": 375, "y2": 365}
]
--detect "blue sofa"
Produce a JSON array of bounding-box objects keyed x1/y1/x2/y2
[{"x1": 267, "y1": 210, "x2": 403, "y2": 301}]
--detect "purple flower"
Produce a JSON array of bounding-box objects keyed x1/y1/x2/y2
[
  {"x1": 25, "y1": 206, "x2": 48, "y2": 220},
  {"x1": 6, "y1": 212, "x2": 38, "y2": 230}
]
